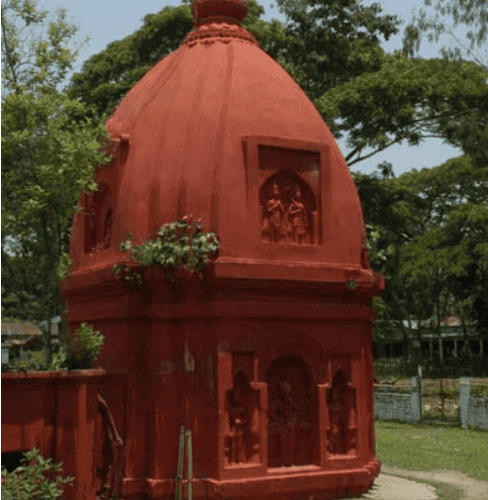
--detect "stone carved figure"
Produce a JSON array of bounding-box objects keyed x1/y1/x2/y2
[
  {"x1": 226, "y1": 370, "x2": 260, "y2": 464},
  {"x1": 286, "y1": 186, "x2": 308, "y2": 244},
  {"x1": 262, "y1": 182, "x2": 285, "y2": 243},
  {"x1": 268, "y1": 378, "x2": 300, "y2": 467},
  {"x1": 260, "y1": 175, "x2": 314, "y2": 245},
  {"x1": 266, "y1": 356, "x2": 315, "y2": 468},
  {"x1": 327, "y1": 370, "x2": 357, "y2": 455}
]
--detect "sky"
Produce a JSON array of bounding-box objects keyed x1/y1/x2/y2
[{"x1": 40, "y1": 0, "x2": 464, "y2": 176}]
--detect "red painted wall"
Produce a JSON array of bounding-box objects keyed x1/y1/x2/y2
[{"x1": 1, "y1": 370, "x2": 105, "y2": 500}]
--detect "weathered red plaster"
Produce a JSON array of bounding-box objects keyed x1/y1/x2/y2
[
  {"x1": 1, "y1": 370, "x2": 105, "y2": 500},
  {"x1": 61, "y1": 0, "x2": 385, "y2": 498}
]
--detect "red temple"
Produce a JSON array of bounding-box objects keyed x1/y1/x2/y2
[{"x1": 62, "y1": 0, "x2": 385, "y2": 498}]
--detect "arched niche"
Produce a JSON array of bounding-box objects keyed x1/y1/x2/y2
[
  {"x1": 258, "y1": 332, "x2": 325, "y2": 385},
  {"x1": 224, "y1": 368, "x2": 261, "y2": 466},
  {"x1": 326, "y1": 369, "x2": 357, "y2": 456},
  {"x1": 259, "y1": 169, "x2": 317, "y2": 245},
  {"x1": 265, "y1": 354, "x2": 317, "y2": 468},
  {"x1": 83, "y1": 183, "x2": 113, "y2": 253}
]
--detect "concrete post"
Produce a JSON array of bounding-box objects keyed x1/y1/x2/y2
[
  {"x1": 460, "y1": 377, "x2": 471, "y2": 428},
  {"x1": 411, "y1": 377, "x2": 422, "y2": 423}
]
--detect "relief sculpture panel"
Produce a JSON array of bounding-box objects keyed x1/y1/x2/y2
[
  {"x1": 224, "y1": 352, "x2": 260, "y2": 466},
  {"x1": 260, "y1": 171, "x2": 317, "y2": 245}
]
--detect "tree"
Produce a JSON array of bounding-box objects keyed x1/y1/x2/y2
[
  {"x1": 402, "y1": 0, "x2": 488, "y2": 71},
  {"x1": 269, "y1": 0, "x2": 400, "y2": 100},
  {"x1": 316, "y1": 53, "x2": 487, "y2": 167},
  {"x1": 1, "y1": 0, "x2": 111, "y2": 364},
  {"x1": 401, "y1": 0, "x2": 488, "y2": 169},
  {"x1": 373, "y1": 156, "x2": 488, "y2": 361}
]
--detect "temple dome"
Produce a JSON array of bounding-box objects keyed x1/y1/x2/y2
[{"x1": 69, "y1": 0, "x2": 372, "y2": 282}]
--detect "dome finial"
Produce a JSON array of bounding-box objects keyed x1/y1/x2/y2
[
  {"x1": 192, "y1": 0, "x2": 248, "y2": 26},
  {"x1": 183, "y1": 0, "x2": 257, "y2": 46}
]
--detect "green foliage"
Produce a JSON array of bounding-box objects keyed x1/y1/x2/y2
[
  {"x1": 113, "y1": 215, "x2": 219, "y2": 284},
  {"x1": 1, "y1": 448, "x2": 74, "y2": 500},
  {"x1": 400, "y1": 0, "x2": 488, "y2": 170},
  {"x1": 363, "y1": 155, "x2": 488, "y2": 351},
  {"x1": 402, "y1": 0, "x2": 488, "y2": 71},
  {"x1": 1, "y1": 0, "x2": 112, "y2": 364},
  {"x1": 1, "y1": 0, "x2": 81, "y2": 94},
  {"x1": 316, "y1": 54, "x2": 488, "y2": 166},
  {"x1": 62, "y1": 323, "x2": 104, "y2": 370},
  {"x1": 346, "y1": 280, "x2": 358, "y2": 290},
  {"x1": 1, "y1": 351, "x2": 46, "y2": 373},
  {"x1": 273, "y1": 0, "x2": 400, "y2": 101},
  {"x1": 471, "y1": 384, "x2": 488, "y2": 398}
]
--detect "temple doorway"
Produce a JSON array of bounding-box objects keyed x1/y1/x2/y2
[{"x1": 266, "y1": 354, "x2": 316, "y2": 468}]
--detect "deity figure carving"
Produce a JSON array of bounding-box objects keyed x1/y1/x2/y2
[
  {"x1": 260, "y1": 173, "x2": 316, "y2": 245},
  {"x1": 268, "y1": 378, "x2": 300, "y2": 467},
  {"x1": 266, "y1": 355, "x2": 315, "y2": 468},
  {"x1": 327, "y1": 370, "x2": 357, "y2": 455},
  {"x1": 225, "y1": 370, "x2": 260, "y2": 465},
  {"x1": 262, "y1": 182, "x2": 285, "y2": 243},
  {"x1": 286, "y1": 187, "x2": 308, "y2": 244}
]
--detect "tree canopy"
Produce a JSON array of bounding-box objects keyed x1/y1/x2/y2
[
  {"x1": 1, "y1": 0, "x2": 111, "y2": 363},
  {"x1": 402, "y1": 0, "x2": 488, "y2": 71}
]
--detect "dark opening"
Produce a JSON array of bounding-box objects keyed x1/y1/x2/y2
[{"x1": 1, "y1": 451, "x2": 26, "y2": 473}]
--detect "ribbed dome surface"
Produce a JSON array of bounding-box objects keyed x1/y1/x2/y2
[{"x1": 69, "y1": 0, "x2": 369, "y2": 278}]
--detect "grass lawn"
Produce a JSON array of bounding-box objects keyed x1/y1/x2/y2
[{"x1": 375, "y1": 419, "x2": 488, "y2": 481}]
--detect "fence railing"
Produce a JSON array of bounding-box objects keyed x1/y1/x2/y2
[{"x1": 374, "y1": 377, "x2": 488, "y2": 430}]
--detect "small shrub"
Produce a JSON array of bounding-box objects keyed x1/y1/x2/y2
[
  {"x1": 48, "y1": 346, "x2": 69, "y2": 371},
  {"x1": 113, "y1": 215, "x2": 219, "y2": 284},
  {"x1": 1, "y1": 448, "x2": 74, "y2": 500},
  {"x1": 64, "y1": 323, "x2": 104, "y2": 370}
]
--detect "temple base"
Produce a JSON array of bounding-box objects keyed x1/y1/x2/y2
[{"x1": 121, "y1": 457, "x2": 381, "y2": 500}]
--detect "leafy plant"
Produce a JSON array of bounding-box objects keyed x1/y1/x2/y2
[
  {"x1": 113, "y1": 215, "x2": 219, "y2": 285},
  {"x1": 63, "y1": 323, "x2": 104, "y2": 370},
  {"x1": 1, "y1": 0, "x2": 113, "y2": 366},
  {"x1": 1, "y1": 448, "x2": 74, "y2": 500},
  {"x1": 346, "y1": 279, "x2": 358, "y2": 290},
  {"x1": 470, "y1": 384, "x2": 488, "y2": 398},
  {"x1": 48, "y1": 345, "x2": 69, "y2": 371}
]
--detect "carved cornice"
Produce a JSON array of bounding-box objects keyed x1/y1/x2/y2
[
  {"x1": 182, "y1": 0, "x2": 259, "y2": 47},
  {"x1": 182, "y1": 21, "x2": 258, "y2": 47}
]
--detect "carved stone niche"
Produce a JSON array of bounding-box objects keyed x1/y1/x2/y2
[
  {"x1": 224, "y1": 352, "x2": 261, "y2": 466},
  {"x1": 260, "y1": 170, "x2": 317, "y2": 245},
  {"x1": 326, "y1": 358, "x2": 357, "y2": 457},
  {"x1": 266, "y1": 354, "x2": 316, "y2": 468},
  {"x1": 83, "y1": 182, "x2": 113, "y2": 253}
]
